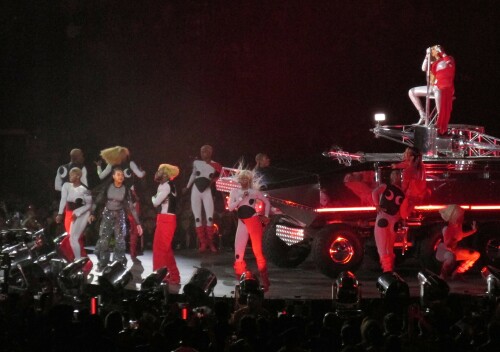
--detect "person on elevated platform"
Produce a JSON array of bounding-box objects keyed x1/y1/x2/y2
[{"x1": 409, "y1": 45, "x2": 455, "y2": 134}]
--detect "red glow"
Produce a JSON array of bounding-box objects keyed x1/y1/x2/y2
[
  {"x1": 470, "y1": 205, "x2": 500, "y2": 210},
  {"x1": 316, "y1": 204, "x2": 500, "y2": 213},
  {"x1": 182, "y1": 307, "x2": 188, "y2": 320},
  {"x1": 90, "y1": 297, "x2": 98, "y2": 315},
  {"x1": 316, "y1": 206, "x2": 376, "y2": 213}
]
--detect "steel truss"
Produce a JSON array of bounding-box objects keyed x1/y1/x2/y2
[{"x1": 371, "y1": 124, "x2": 500, "y2": 158}]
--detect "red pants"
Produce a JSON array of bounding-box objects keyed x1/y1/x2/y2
[
  {"x1": 153, "y1": 214, "x2": 180, "y2": 283},
  {"x1": 128, "y1": 213, "x2": 140, "y2": 258},
  {"x1": 234, "y1": 216, "x2": 267, "y2": 276},
  {"x1": 437, "y1": 87, "x2": 454, "y2": 134}
]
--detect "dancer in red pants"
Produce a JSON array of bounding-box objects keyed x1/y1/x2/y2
[
  {"x1": 152, "y1": 164, "x2": 181, "y2": 285},
  {"x1": 228, "y1": 170, "x2": 271, "y2": 291}
]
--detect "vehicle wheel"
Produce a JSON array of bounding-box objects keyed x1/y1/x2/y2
[
  {"x1": 263, "y1": 215, "x2": 311, "y2": 268},
  {"x1": 473, "y1": 224, "x2": 500, "y2": 266},
  {"x1": 312, "y1": 225, "x2": 364, "y2": 279},
  {"x1": 418, "y1": 226, "x2": 443, "y2": 273}
]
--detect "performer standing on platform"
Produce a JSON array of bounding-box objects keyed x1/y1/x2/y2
[
  {"x1": 151, "y1": 164, "x2": 181, "y2": 285},
  {"x1": 56, "y1": 167, "x2": 92, "y2": 262},
  {"x1": 228, "y1": 170, "x2": 271, "y2": 291},
  {"x1": 90, "y1": 168, "x2": 143, "y2": 270},
  {"x1": 55, "y1": 148, "x2": 88, "y2": 192},
  {"x1": 372, "y1": 170, "x2": 405, "y2": 273},
  {"x1": 409, "y1": 45, "x2": 455, "y2": 133},
  {"x1": 185, "y1": 145, "x2": 222, "y2": 253},
  {"x1": 97, "y1": 146, "x2": 145, "y2": 262},
  {"x1": 437, "y1": 205, "x2": 480, "y2": 280}
]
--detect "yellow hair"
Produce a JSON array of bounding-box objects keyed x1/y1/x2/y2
[
  {"x1": 100, "y1": 146, "x2": 130, "y2": 166},
  {"x1": 158, "y1": 164, "x2": 180, "y2": 179}
]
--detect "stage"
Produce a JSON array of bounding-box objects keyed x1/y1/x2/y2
[{"x1": 86, "y1": 245, "x2": 487, "y2": 300}]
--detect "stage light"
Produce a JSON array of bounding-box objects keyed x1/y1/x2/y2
[
  {"x1": 334, "y1": 271, "x2": 360, "y2": 306},
  {"x1": 13, "y1": 262, "x2": 48, "y2": 292},
  {"x1": 374, "y1": 113, "x2": 386, "y2": 124},
  {"x1": 333, "y1": 271, "x2": 362, "y2": 318},
  {"x1": 481, "y1": 265, "x2": 500, "y2": 300},
  {"x1": 98, "y1": 260, "x2": 132, "y2": 290},
  {"x1": 141, "y1": 267, "x2": 168, "y2": 291},
  {"x1": 58, "y1": 257, "x2": 91, "y2": 292},
  {"x1": 376, "y1": 272, "x2": 409, "y2": 302},
  {"x1": 417, "y1": 270, "x2": 449, "y2": 306},
  {"x1": 2, "y1": 242, "x2": 31, "y2": 266},
  {"x1": 236, "y1": 271, "x2": 263, "y2": 305},
  {"x1": 183, "y1": 267, "x2": 217, "y2": 306}
]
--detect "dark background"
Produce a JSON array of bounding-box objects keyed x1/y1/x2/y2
[{"x1": 1, "y1": 0, "x2": 499, "y2": 207}]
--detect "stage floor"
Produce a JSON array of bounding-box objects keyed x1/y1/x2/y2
[{"x1": 86, "y1": 246, "x2": 487, "y2": 300}]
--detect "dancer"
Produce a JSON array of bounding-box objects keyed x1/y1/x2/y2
[
  {"x1": 185, "y1": 144, "x2": 222, "y2": 253},
  {"x1": 372, "y1": 170, "x2": 405, "y2": 273},
  {"x1": 409, "y1": 45, "x2": 455, "y2": 133},
  {"x1": 90, "y1": 168, "x2": 143, "y2": 269},
  {"x1": 97, "y1": 146, "x2": 145, "y2": 262},
  {"x1": 55, "y1": 148, "x2": 88, "y2": 191},
  {"x1": 392, "y1": 147, "x2": 427, "y2": 218},
  {"x1": 253, "y1": 153, "x2": 270, "y2": 173},
  {"x1": 436, "y1": 205, "x2": 480, "y2": 280},
  {"x1": 56, "y1": 167, "x2": 92, "y2": 262},
  {"x1": 253, "y1": 152, "x2": 272, "y2": 189},
  {"x1": 228, "y1": 170, "x2": 271, "y2": 291},
  {"x1": 151, "y1": 164, "x2": 181, "y2": 285}
]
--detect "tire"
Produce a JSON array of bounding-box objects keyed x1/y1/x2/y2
[
  {"x1": 263, "y1": 215, "x2": 311, "y2": 268},
  {"x1": 473, "y1": 223, "x2": 500, "y2": 266},
  {"x1": 312, "y1": 225, "x2": 364, "y2": 279},
  {"x1": 418, "y1": 226, "x2": 443, "y2": 272}
]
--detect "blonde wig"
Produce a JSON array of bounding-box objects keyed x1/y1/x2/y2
[
  {"x1": 100, "y1": 146, "x2": 130, "y2": 166},
  {"x1": 158, "y1": 164, "x2": 180, "y2": 180}
]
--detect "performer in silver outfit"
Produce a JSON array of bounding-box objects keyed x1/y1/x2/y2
[{"x1": 89, "y1": 168, "x2": 143, "y2": 270}]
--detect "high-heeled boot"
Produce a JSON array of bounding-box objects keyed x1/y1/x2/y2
[
  {"x1": 205, "y1": 225, "x2": 218, "y2": 253},
  {"x1": 195, "y1": 226, "x2": 207, "y2": 253}
]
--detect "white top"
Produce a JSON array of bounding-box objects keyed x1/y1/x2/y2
[
  {"x1": 152, "y1": 182, "x2": 175, "y2": 214},
  {"x1": 186, "y1": 160, "x2": 218, "y2": 188},
  {"x1": 228, "y1": 188, "x2": 270, "y2": 217},
  {"x1": 58, "y1": 183, "x2": 92, "y2": 217}
]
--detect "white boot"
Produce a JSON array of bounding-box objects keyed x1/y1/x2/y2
[{"x1": 413, "y1": 111, "x2": 426, "y2": 125}]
